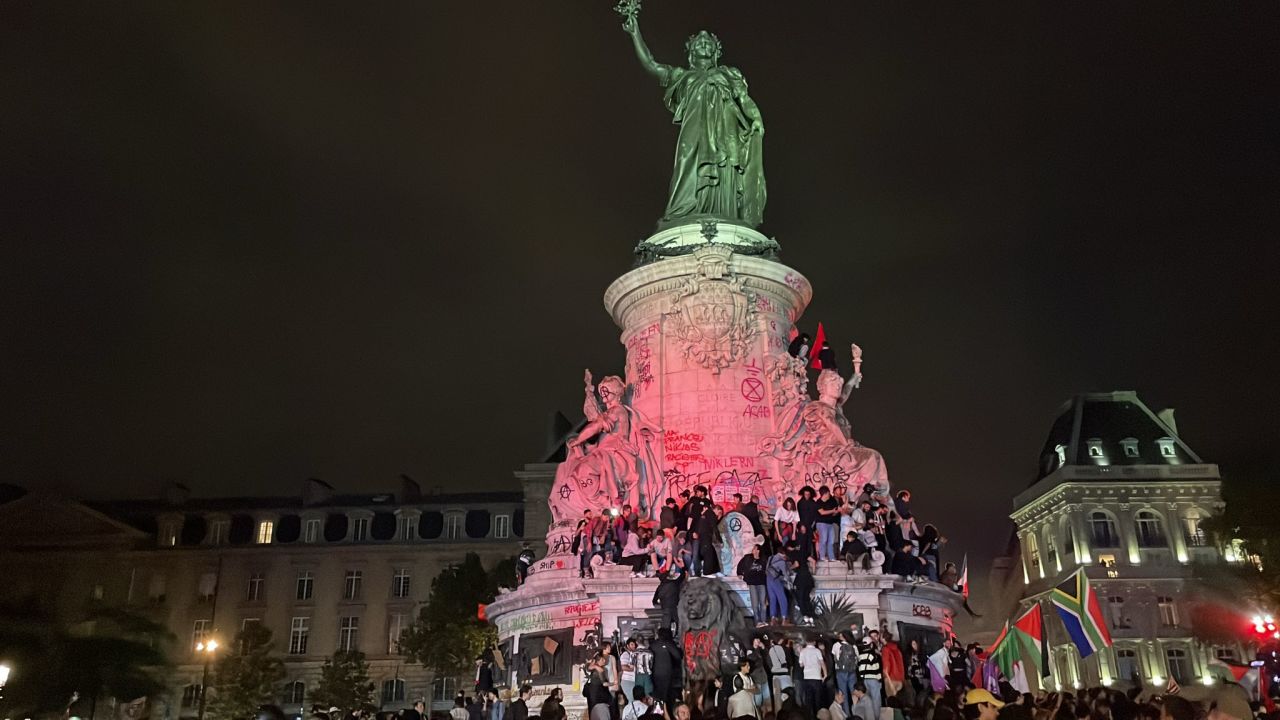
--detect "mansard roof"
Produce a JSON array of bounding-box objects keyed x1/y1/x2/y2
[{"x1": 1035, "y1": 390, "x2": 1202, "y2": 480}]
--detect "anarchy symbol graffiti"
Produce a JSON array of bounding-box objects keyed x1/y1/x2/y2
[
  {"x1": 740, "y1": 377, "x2": 765, "y2": 402},
  {"x1": 728, "y1": 517, "x2": 743, "y2": 532}
]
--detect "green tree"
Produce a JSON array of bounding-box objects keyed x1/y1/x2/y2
[
  {"x1": 311, "y1": 651, "x2": 373, "y2": 712},
  {"x1": 0, "y1": 599, "x2": 172, "y2": 719},
  {"x1": 400, "y1": 553, "x2": 503, "y2": 678},
  {"x1": 206, "y1": 624, "x2": 286, "y2": 720}
]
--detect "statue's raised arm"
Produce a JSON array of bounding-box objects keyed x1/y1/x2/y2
[{"x1": 618, "y1": 2, "x2": 675, "y2": 81}]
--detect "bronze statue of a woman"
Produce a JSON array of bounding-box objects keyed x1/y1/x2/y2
[{"x1": 620, "y1": 5, "x2": 767, "y2": 230}]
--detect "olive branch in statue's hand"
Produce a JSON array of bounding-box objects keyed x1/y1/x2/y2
[{"x1": 614, "y1": 0, "x2": 641, "y2": 32}]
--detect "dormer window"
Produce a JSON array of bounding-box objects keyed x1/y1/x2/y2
[
  {"x1": 1086, "y1": 439, "x2": 1107, "y2": 464},
  {"x1": 1120, "y1": 438, "x2": 1140, "y2": 459},
  {"x1": 353, "y1": 517, "x2": 370, "y2": 542},
  {"x1": 256, "y1": 520, "x2": 274, "y2": 544},
  {"x1": 1157, "y1": 437, "x2": 1177, "y2": 459}
]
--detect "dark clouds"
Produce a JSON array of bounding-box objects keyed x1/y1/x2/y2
[{"x1": 2, "y1": 2, "x2": 1278, "y2": 585}]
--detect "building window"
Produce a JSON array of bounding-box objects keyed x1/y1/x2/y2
[
  {"x1": 246, "y1": 572, "x2": 265, "y2": 602},
  {"x1": 1136, "y1": 510, "x2": 1167, "y2": 548},
  {"x1": 1107, "y1": 596, "x2": 1130, "y2": 629},
  {"x1": 392, "y1": 569, "x2": 411, "y2": 598},
  {"x1": 1166, "y1": 648, "x2": 1190, "y2": 683},
  {"x1": 381, "y1": 679, "x2": 406, "y2": 703},
  {"x1": 90, "y1": 584, "x2": 105, "y2": 601},
  {"x1": 399, "y1": 516, "x2": 418, "y2": 540},
  {"x1": 256, "y1": 520, "x2": 274, "y2": 544},
  {"x1": 1216, "y1": 646, "x2": 1238, "y2": 662},
  {"x1": 1063, "y1": 524, "x2": 1075, "y2": 559},
  {"x1": 344, "y1": 570, "x2": 363, "y2": 600},
  {"x1": 1091, "y1": 512, "x2": 1119, "y2": 548},
  {"x1": 432, "y1": 677, "x2": 457, "y2": 703},
  {"x1": 1045, "y1": 534, "x2": 1060, "y2": 571},
  {"x1": 353, "y1": 517, "x2": 370, "y2": 541},
  {"x1": 1116, "y1": 648, "x2": 1139, "y2": 682},
  {"x1": 1026, "y1": 533, "x2": 1041, "y2": 572},
  {"x1": 285, "y1": 681, "x2": 306, "y2": 705},
  {"x1": 1157, "y1": 438, "x2": 1177, "y2": 459},
  {"x1": 288, "y1": 617, "x2": 309, "y2": 655},
  {"x1": 339, "y1": 616, "x2": 360, "y2": 652},
  {"x1": 181, "y1": 684, "x2": 202, "y2": 709},
  {"x1": 388, "y1": 613, "x2": 407, "y2": 654},
  {"x1": 1086, "y1": 439, "x2": 1105, "y2": 459},
  {"x1": 304, "y1": 519, "x2": 321, "y2": 544},
  {"x1": 192, "y1": 619, "x2": 211, "y2": 652},
  {"x1": 148, "y1": 573, "x2": 167, "y2": 605},
  {"x1": 1159, "y1": 596, "x2": 1179, "y2": 627},
  {"x1": 210, "y1": 520, "x2": 229, "y2": 545},
  {"x1": 444, "y1": 513, "x2": 462, "y2": 540},
  {"x1": 1097, "y1": 553, "x2": 1117, "y2": 568},
  {"x1": 1183, "y1": 510, "x2": 1208, "y2": 547},
  {"x1": 494, "y1": 514, "x2": 511, "y2": 539},
  {"x1": 198, "y1": 572, "x2": 218, "y2": 603},
  {"x1": 162, "y1": 523, "x2": 179, "y2": 547},
  {"x1": 1120, "y1": 438, "x2": 1140, "y2": 458},
  {"x1": 296, "y1": 571, "x2": 314, "y2": 601}
]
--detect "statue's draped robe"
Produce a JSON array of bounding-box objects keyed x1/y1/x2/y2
[{"x1": 659, "y1": 65, "x2": 765, "y2": 228}]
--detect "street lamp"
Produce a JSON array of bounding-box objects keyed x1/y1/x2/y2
[
  {"x1": 195, "y1": 639, "x2": 220, "y2": 720},
  {"x1": 0, "y1": 662, "x2": 11, "y2": 699}
]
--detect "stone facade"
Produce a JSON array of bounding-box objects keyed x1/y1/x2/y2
[
  {"x1": 997, "y1": 391, "x2": 1243, "y2": 691},
  {"x1": 0, "y1": 478, "x2": 526, "y2": 716}
]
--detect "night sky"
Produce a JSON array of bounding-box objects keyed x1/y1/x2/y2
[{"x1": 3, "y1": 3, "x2": 1278, "y2": 591}]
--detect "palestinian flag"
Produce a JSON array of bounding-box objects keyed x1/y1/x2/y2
[
  {"x1": 988, "y1": 604, "x2": 1047, "y2": 679},
  {"x1": 1050, "y1": 568, "x2": 1113, "y2": 658}
]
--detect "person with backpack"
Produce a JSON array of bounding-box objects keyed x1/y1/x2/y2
[
  {"x1": 728, "y1": 658, "x2": 759, "y2": 719},
  {"x1": 833, "y1": 631, "x2": 860, "y2": 718},
  {"x1": 768, "y1": 635, "x2": 793, "y2": 713},
  {"x1": 857, "y1": 633, "x2": 884, "y2": 720},
  {"x1": 766, "y1": 545, "x2": 791, "y2": 624}
]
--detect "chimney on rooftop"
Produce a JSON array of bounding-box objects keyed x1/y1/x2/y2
[
  {"x1": 1157, "y1": 408, "x2": 1178, "y2": 436},
  {"x1": 302, "y1": 477, "x2": 334, "y2": 506},
  {"x1": 399, "y1": 474, "x2": 422, "y2": 503}
]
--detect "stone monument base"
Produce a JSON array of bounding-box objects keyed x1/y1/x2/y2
[{"x1": 486, "y1": 563, "x2": 962, "y2": 710}]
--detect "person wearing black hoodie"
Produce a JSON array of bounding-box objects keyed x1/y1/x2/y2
[
  {"x1": 649, "y1": 628, "x2": 683, "y2": 710},
  {"x1": 695, "y1": 504, "x2": 722, "y2": 576}
]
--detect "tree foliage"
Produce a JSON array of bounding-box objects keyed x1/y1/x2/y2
[
  {"x1": 311, "y1": 650, "x2": 373, "y2": 712},
  {"x1": 0, "y1": 598, "x2": 172, "y2": 718},
  {"x1": 206, "y1": 624, "x2": 286, "y2": 720},
  {"x1": 400, "y1": 553, "x2": 508, "y2": 677}
]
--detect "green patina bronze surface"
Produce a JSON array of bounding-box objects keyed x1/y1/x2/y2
[{"x1": 619, "y1": 4, "x2": 766, "y2": 230}]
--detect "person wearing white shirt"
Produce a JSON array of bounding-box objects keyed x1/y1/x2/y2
[
  {"x1": 622, "y1": 688, "x2": 661, "y2": 720},
  {"x1": 798, "y1": 639, "x2": 826, "y2": 711}
]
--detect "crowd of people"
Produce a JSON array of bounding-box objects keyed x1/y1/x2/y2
[{"x1": 554, "y1": 483, "x2": 957, "y2": 628}]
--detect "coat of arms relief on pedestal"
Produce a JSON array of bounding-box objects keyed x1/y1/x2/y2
[{"x1": 668, "y1": 245, "x2": 759, "y2": 374}]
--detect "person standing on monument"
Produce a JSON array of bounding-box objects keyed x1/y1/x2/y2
[
  {"x1": 797, "y1": 486, "x2": 819, "y2": 536},
  {"x1": 815, "y1": 485, "x2": 841, "y2": 561},
  {"x1": 737, "y1": 543, "x2": 769, "y2": 625},
  {"x1": 619, "y1": 8, "x2": 766, "y2": 229}
]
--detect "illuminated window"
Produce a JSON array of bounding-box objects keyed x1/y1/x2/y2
[
  {"x1": 494, "y1": 514, "x2": 511, "y2": 539},
  {"x1": 256, "y1": 521, "x2": 274, "y2": 544},
  {"x1": 1087, "y1": 439, "x2": 1105, "y2": 459},
  {"x1": 1159, "y1": 596, "x2": 1179, "y2": 627},
  {"x1": 304, "y1": 519, "x2": 321, "y2": 543},
  {"x1": 344, "y1": 570, "x2": 362, "y2": 600},
  {"x1": 1120, "y1": 438, "x2": 1140, "y2": 458},
  {"x1": 1136, "y1": 510, "x2": 1167, "y2": 548},
  {"x1": 296, "y1": 571, "x2": 313, "y2": 601},
  {"x1": 353, "y1": 517, "x2": 370, "y2": 542},
  {"x1": 1091, "y1": 512, "x2": 1119, "y2": 548},
  {"x1": 1097, "y1": 554, "x2": 1117, "y2": 568},
  {"x1": 338, "y1": 616, "x2": 360, "y2": 652},
  {"x1": 1157, "y1": 438, "x2": 1178, "y2": 459},
  {"x1": 1183, "y1": 509, "x2": 1208, "y2": 547}
]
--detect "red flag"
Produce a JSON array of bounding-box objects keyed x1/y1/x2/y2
[
  {"x1": 477, "y1": 603, "x2": 487, "y2": 621},
  {"x1": 809, "y1": 322, "x2": 827, "y2": 369}
]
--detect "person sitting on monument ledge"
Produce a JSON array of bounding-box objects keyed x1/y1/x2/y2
[
  {"x1": 842, "y1": 530, "x2": 872, "y2": 573},
  {"x1": 621, "y1": 526, "x2": 653, "y2": 577}
]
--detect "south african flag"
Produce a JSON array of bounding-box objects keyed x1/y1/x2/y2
[{"x1": 1050, "y1": 568, "x2": 1113, "y2": 658}]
